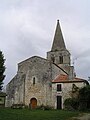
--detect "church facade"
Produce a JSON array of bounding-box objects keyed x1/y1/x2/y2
[{"x1": 6, "y1": 20, "x2": 88, "y2": 109}]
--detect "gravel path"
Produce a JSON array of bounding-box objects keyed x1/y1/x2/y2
[{"x1": 71, "y1": 113, "x2": 90, "y2": 120}]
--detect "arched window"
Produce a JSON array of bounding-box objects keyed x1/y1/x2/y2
[{"x1": 33, "y1": 77, "x2": 35, "y2": 85}]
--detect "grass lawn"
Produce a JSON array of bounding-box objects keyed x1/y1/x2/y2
[{"x1": 0, "y1": 108, "x2": 81, "y2": 120}]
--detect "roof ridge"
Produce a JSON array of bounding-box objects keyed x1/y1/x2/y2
[{"x1": 53, "y1": 63, "x2": 68, "y2": 75}]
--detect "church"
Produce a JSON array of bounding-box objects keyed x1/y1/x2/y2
[{"x1": 6, "y1": 20, "x2": 88, "y2": 109}]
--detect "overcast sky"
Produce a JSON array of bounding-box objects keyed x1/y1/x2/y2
[{"x1": 0, "y1": 0, "x2": 90, "y2": 86}]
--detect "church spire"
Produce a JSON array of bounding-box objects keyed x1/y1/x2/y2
[{"x1": 51, "y1": 20, "x2": 66, "y2": 51}]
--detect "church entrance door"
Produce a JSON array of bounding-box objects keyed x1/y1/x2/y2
[
  {"x1": 57, "y1": 96, "x2": 62, "y2": 109},
  {"x1": 30, "y1": 98, "x2": 37, "y2": 109}
]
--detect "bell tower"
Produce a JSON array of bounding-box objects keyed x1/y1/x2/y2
[{"x1": 47, "y1": 20, "x2": 70, "y2": 68}]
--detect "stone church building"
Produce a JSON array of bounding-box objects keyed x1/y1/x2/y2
[{"x1": 6, "y1": 20, "x2": 88, "y2": 109}]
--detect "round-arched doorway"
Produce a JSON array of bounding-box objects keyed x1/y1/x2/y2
[{"x1": 30, "y1": 98, "x2": 37, "y2": 109}]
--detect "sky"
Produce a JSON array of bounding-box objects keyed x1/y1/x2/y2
[{"x1": 0, "y1": 0, "x2": 90, "y2": 87}]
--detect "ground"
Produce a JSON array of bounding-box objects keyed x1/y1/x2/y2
[
  {"x1": 0, "y1": 108, "x2": 90, "y2": 120},
  {"x1": 71, "y1": 113, "x2": 90, "y2": 120},
  {"x1": 0, "y1": 108, "x2": 80, "y2": 120}
]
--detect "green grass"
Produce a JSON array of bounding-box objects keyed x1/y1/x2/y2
[{"x1": 0, "y1": 108, "x2": 81, "y2": 120}]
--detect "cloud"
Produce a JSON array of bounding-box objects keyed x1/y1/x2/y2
[{"x1": 0, "y1": 0, "x2": 90, "y2": 86}]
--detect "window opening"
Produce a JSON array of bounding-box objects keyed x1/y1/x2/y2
[
  {"x1": 59, "y1": 56, "x2": 63, "y2": 64},
  {"x1": 57, "y1": 84, "x2": 62, "y2": 91},
  {"x1": 33, "y1": 77, "x2": 35, "y2": 85},
  {"x1": 51, "y1": 56, "x2": 55, "y2": 63}
]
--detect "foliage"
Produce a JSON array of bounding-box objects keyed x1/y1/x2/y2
[
  {"x1": 0, "y1": 50, "x2": 5, "y2": 91},
  {"x1": 64, "y1": 98, "x2": 79, "y2": 110},
  {"x1": 64, "y1": 85, "x2": 90, "y2": 111},
  {"x1": 0, "y1": 108, "x2": 80, "y2": 120},
  {"x1": 36, "y1": 104, "x2": 53, "y2": 110},
  {"x1": 11, "y1": 104, "x2": 25, "y2": 109},
  {"x1": 78, "y1": 85, "x2": 90, "y2": 110}
]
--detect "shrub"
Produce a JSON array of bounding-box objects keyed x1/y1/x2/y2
[
  {"x1": 36, "y1": 105, "x2": 53, "y2": 110},
  {"x1": 64, "y1": 98, "x2": 79, "y2": 110},
  {"x1": 11, "y1": 104, "x2": 25, "y2": 109},
  {"x1": 78, "y1": 85, "x2": 90, "y2": 110}
]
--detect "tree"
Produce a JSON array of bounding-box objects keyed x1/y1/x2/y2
[
  {"x1": 78, "y1": 85, "x2": 90, "y2": 110},
  {"x1": 0, "y1": 50, "x2": 5, "y2": 91},
  {"x1": 64, "y1": 85, "x2": 90, "y2": 111},
  {"x1": 64, "y1": 98, "x2": 79, "y2": 110}
]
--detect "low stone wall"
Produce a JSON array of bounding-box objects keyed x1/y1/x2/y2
[{"x1": 0, "y1": 92, "x2": 6, "y2": 107}]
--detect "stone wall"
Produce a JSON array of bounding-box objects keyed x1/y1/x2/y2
[
  {"x1": 52, "y1": 81, "x2": 86, "y2": 109},
  {"x1": 22, "y1": 56, "x2": 64, "y2": 107},
  {"x1": 6, "y1": 56, "x2": 65, "y2": 107},
  {"x1": 47, "y1": 50, "x2": 70, "y2": 66},
  {"x1": 6, "y1": 73, "x2": 25, "y2": 107},
  {"x1": 47, "y1": 50, "x2": 75, "y2": 80}
]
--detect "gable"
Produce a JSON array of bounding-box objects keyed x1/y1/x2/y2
[
  {"x1": 18, "y1": 56, "x2": 47, "y2": 66},
  {"x1": 18, "y1": 56, "x2": 49, "y2": 72}
]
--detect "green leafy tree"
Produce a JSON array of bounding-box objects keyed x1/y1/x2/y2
[
  {"x1": 64, "y1": 84, "x2": 90, "y2": 111},
  {"x1": 64, "y1": 98, "x2": 79, "y2": 110},
  {"x1": 0, "y1": 50, "x2": 5, "y2": 91},
  {"x1": 79, "y1": 85, "x2": 90, "y2": 110}
]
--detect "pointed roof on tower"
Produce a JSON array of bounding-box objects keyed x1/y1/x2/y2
[{"x1": 51, "y1": 20, "x2": 66, "y2": 51}]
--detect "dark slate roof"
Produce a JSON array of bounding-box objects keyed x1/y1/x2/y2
[{"x1": 51, "y1": 20, "x2": 66, "y2": 51}]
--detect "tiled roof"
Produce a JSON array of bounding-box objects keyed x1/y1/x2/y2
[
  {"x1": 52, "y1": 74, "x2": 86, "y2": 83},
  {"x1": 52, "y1": 74, "x2": 68, "y2": 83}
]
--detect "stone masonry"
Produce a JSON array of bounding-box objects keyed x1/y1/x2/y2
[{"x1": 6, "y1": 20, "x2": 88, "y2": 109}]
